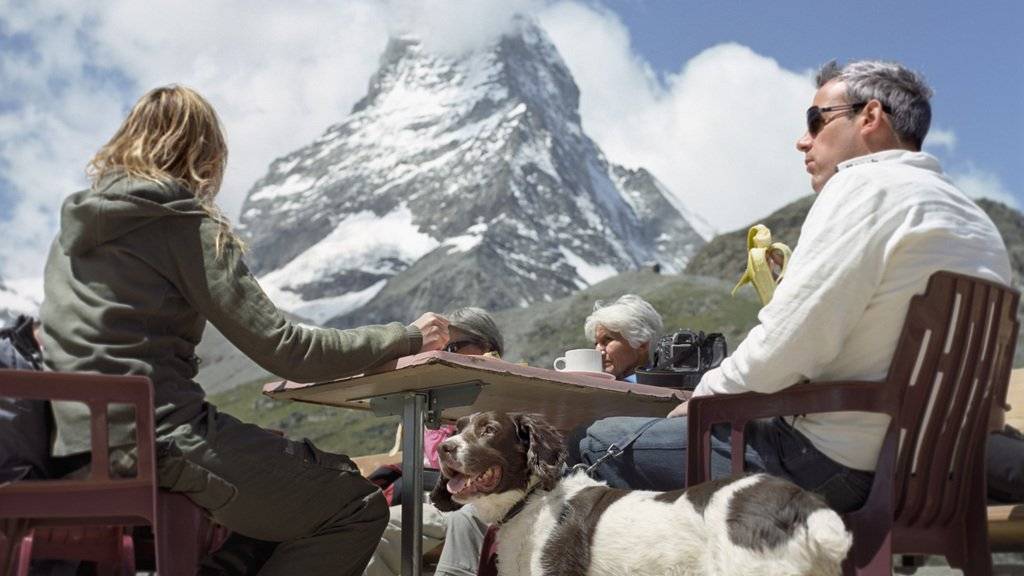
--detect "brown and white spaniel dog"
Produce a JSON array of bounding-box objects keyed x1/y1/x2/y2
[{"x1": 431, "y1": 411, "x2": 852, "y2": 576}]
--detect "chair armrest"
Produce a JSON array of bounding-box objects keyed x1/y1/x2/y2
[
  {"x1": 688, "y1": 379, "x2": 892, "y2": 425},
  {"x1": 686, "y1": 379, "x2": 892, "y2": 486}
]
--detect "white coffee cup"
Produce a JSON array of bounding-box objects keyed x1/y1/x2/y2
[{"x1": 553, "y1": 349, "x2": 603, "y2": 373}]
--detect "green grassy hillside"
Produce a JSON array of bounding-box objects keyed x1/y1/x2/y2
[
  {"x1": 209, "y1": 384, "x2": 400, "y2": 457},
  {"x1": 496, "y1": 271, "x2": 760, "y2": 368},
  {"x1": 686, "y1": 195, "x2": 815, "y2": 282}
]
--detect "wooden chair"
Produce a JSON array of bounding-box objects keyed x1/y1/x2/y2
[
  {"x1": 686, "y1": 271, "x2": 1020, "y2": 576},
  {"x1": 0, "y1": 370, "x2": 219, "y2": 576}
]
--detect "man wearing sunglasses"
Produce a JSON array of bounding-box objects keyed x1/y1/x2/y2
[
  {"x1": 796, "y1": 63, "x2": 913, "y2": 194},
  {"x1": 568, "y1": 59, "x2": 1011, "y2": 516},
  {"x1": 679, "y1": 59, "x2": 1011, "y2": 506}
]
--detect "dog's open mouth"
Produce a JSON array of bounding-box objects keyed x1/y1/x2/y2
[{"x1": 445, "y1": 465, "x2": 502, "y2": 498}]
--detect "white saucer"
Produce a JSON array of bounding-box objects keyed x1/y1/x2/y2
[{"x1": 564, "y1": 370, "x2": 616, "y2": 380}]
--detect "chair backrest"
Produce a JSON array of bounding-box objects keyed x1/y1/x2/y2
[
  {"x1": 881, "y1": 272, "x2": 1019, "y2": 530},
  {"x1": 0, "y1": 370, "x2": 158, "y2": 526}
]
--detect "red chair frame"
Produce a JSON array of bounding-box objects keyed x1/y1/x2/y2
[{"x1": 0, "y1": 370, "x2": 217, "y2": 575}]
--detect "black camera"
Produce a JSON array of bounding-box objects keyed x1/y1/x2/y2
[
  {"x1": 658, "y1": 330, "x2": 702, "y2": 372},
  {"x1": 636, "y1": 330, "x2": 727, "y2": 390}
]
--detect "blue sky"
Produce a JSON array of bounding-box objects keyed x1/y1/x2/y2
[
  {"x1": 605, "y1": 0, "x2": 1023, "y2": 206},
  {"x1": 0, "y1": 0, "x2": 1020, "y2": 287}
]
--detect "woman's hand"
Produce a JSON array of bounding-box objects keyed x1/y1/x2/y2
[{"x1": 412, "y1": 312, "x2": 450, "y2": 352}]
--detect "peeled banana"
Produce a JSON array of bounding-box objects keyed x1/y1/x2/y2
[{"x1": 731, "y1": 224, "x2": 791, "y2": 306}]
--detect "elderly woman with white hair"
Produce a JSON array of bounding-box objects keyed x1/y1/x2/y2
[{"x1": 585, "y1": 294, "x2": 663, "y2": 381}]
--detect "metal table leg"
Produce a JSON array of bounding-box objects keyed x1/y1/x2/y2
[
  {"x1": 368, "y1": 382, "x2": 483, "y2": 576},
  {"x1": 401, "y1": 393, "x2": 425, "y2": 576}
]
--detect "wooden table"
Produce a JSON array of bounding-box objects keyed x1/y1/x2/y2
[{"x1": 263, "y1": 351, "x2": 685, "y2": 576}]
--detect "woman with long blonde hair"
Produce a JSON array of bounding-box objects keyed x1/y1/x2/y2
[{"x1": 40, "y1": 85, "x2": 450, "y2": 575}]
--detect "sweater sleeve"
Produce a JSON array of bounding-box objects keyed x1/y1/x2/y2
[
  {"x1": 693, "y1": 173, "x2": 894, "y2": 397},
  {"x1": 166, "y1": 218, "x2": 419, "y2": 383}
]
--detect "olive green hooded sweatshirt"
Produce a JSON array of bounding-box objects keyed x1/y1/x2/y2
[{"x1": 41, "y1": 174, "x2": 420, "y2": 456}]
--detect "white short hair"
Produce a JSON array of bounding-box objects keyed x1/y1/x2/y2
[{"x1": 584, "y1": 294, "x2": 663, "y2": 349}]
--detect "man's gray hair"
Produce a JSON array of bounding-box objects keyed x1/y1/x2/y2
[
  {"x1": 584, "y1": 294, "x2": 663, "y2": 349},
  {"x1": 817, "y1": 60, "x2": 933, "y2": 150},
  {"x1": 446, "y1": 307, "x2": 504, "y2": 356}
]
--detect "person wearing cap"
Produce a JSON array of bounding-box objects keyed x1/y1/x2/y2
[
  {"x1": 442, "y1": 307, "x2": 504, "y2": 359},
  {"x1": 365, "y1": 307, "x2": 503, "y2": 576}
]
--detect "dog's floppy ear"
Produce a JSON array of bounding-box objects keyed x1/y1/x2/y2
[
  {"x1": 513, "y1": 413, "x2": 565, "y2": 490},
  {"x1": 429, "y1": 473, "x2": 463, "y2": 512}
]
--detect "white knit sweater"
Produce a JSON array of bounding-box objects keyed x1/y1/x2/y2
[{"x1": 693, "y1": 150, "x2": 1012, "y2": 470}]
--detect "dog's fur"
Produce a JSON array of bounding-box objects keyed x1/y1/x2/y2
[{"x1": 431, "y1": 411, "x2": 852, "y2": 576}]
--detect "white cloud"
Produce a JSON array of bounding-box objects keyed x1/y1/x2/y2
[
  {"x1": 88, "y1": 1, "x2": 393, "y2": 219},
  {"x1": 0, "y1": 0, "x2": 391, "y2": 280},
  {"x1": 951, "y1": 165, "x2": 1018, "y2": 208},
  {"x1": 0, "y1": 3, "x2": 128, "y2": 279},
  {"x1": 0, "y1": 0, "x2": 541, "y2": 282},
  {"x1": 386, "y1": 0, "x2": 543, "y2": 56},
  {"x1": 537, "y1": 2, "x2": 814, "y2": 235},
  {"x1": 0, "y1": 277, "x2": 42, "y2": 317},
  {"x1": 925, "y1": 127, "x2": 957, "y2": 152}
]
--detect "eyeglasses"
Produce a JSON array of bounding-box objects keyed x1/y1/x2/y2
[
  {"x1": 444, "y1": 340, "x2": 483, "y2": 353},
  {"x1": 805, "y1": 102, "x2": 866, "y2": 137},
  {"x1": 805, "y1": 101, "x2": 892, "y2": 137}
]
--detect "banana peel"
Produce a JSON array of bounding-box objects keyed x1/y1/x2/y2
[{"x1": 731, "y1": 224, "x2": 791, "y2": 306}]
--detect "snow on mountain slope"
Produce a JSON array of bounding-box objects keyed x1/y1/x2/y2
[{"x1": 239, "y1": 17, "x2": 706, "y2": 326}]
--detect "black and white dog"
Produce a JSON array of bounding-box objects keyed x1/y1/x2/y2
[{"x1": 431, "y1": 411, "x2": 852, "y2": 576}]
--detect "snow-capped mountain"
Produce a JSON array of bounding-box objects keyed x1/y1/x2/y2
[{"x1": 238, "y1": 17, "x2": 708, "y2": 327}]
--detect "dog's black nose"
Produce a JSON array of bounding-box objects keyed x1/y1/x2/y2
[{"x1": 439, "y1": 440, "x2": 456, "y2": 457}]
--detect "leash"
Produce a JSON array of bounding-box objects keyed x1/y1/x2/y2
[
  {"x1": 498, "y1": 483, "x2": 540, "y2": 525},
  {"x1": 731, "y1": 224, "x2": 791, "y2": 306},
  {"x1": 572, "y1": 418, "x2": 661, "y2": 477}
]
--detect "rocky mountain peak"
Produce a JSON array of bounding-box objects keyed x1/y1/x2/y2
[
  {"x1": 353, "y1": 18, "x2": 580, "y2": 127},
  {"x1": 237, "y1": 17, "x2": 707, "y2": 326}
]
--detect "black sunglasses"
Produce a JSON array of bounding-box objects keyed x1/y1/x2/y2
[
  {"x1": 444, "y1": 340, "x2": 484, "y2": 353},
  {"x1": 806, "y1": 101, "x2": 891, "y2": 137}
]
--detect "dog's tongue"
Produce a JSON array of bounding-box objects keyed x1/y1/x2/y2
[{"x1": 447, "y1": 473, "x2": 470, "y2": 495}]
